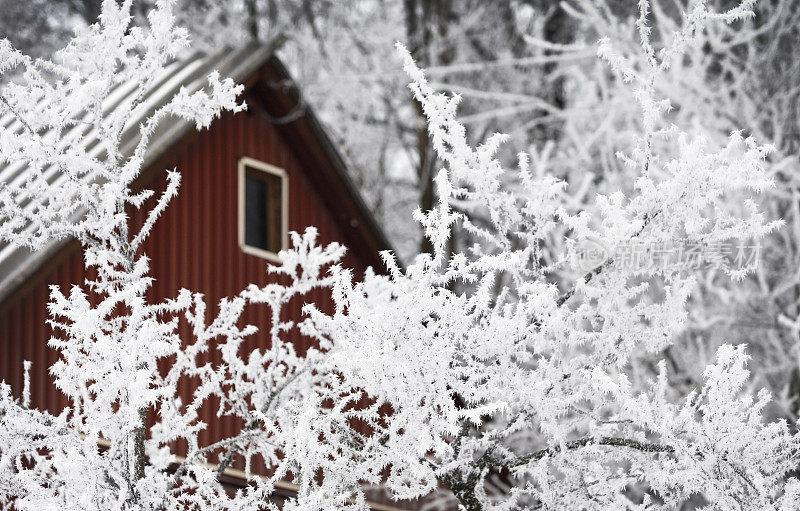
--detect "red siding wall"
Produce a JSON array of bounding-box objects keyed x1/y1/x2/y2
[{"x1": 0, "y1": 106, "x2": 369, "y2": 461}]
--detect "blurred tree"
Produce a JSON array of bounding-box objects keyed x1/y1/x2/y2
[
  {"x1": 0, "y1": 0, "x2": 74, "y2": 58},
  {"x1": 64, "y1": 0, "x2": 102, "y2": 24},
  {"x1": 166, "y1": 0, "x2": 578, "y2": 260}
]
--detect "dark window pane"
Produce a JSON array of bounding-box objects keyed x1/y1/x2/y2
[
  {"x1": 244, "y1": 172, "x2": 267, "y2": 249},
  {"x1": 244, "y1": 165, "x2": 283, "y2": 254},
  {"x1": 266, "y1": 173, "x2": 282, "y2": 253}
]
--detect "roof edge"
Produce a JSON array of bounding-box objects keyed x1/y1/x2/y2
[{"x1": 260, "y1": 55, "x2": 397, "y2": 270}]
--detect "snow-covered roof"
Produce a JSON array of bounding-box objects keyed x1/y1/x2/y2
[{"x1": 0, "y1": 43, "x2": 355, "y2": 303}]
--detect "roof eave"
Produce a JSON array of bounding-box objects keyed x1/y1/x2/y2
[{"x1": 257, "y1": 56, "x2": 398, "y2": 271}]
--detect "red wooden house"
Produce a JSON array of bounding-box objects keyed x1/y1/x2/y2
[{"x1": 0, "y1": 44, "x2": 414, "y2": 510}]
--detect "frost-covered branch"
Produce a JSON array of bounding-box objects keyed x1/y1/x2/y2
[{"x1": 296, "y1": 2, "x2": 800, "y2": 508}]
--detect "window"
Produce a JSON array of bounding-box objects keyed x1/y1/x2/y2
[{"x1": 238, "y1": 157, "x2": 288, "y2": 261}]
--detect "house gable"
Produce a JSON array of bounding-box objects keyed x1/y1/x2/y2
[{"x1": 0, "y1": 46, "x2": 391, "y2": 426}]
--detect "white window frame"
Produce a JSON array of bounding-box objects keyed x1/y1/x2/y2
[{"x1": 238, "y1": 157, "x2": 289, "y2": 263}]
